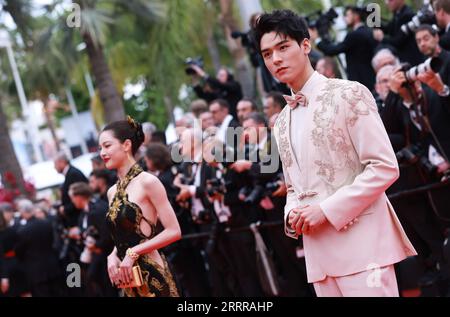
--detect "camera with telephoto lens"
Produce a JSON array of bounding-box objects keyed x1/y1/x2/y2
[
  {"x1": 185, "y1": 56, "x2": 204, "y2": 75},
  {"x1": 306, "y1": 8, "x2": 338, "y2": 41},
  {"x1": 396, "y1": 143, "x2": 438, "y2": 178},
  {"x1": 231, "y1": 31, "x2": 252, "y2": 48},
  {"x1": 193, "y1": 209, "x2": 214, "y2": 224},
  {"x1": 207, "y1": 177, "x2": 227, "y2": 197},
  {"x1": 239, "y1": 172, "x2": 284, "y2": 205},
  {"x1": 401, "y1": 3, "x2": 436, "y2": 35},
  {"x1": 402, "y1": 57, "x2": 443, "y2": 82}
]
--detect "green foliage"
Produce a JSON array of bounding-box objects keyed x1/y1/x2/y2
[{"x1": 1, "y1": 0, "x2": 429, "y2": 131}]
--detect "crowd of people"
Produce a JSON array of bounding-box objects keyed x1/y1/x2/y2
[{"x1": 1, "y1": 0, "x2": 450, "y2": 297}]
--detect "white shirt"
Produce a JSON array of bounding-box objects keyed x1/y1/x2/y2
[
  {"x1": 289, "y1": 71, "x2": 319, "y2": 164},
  {"x1": 217, "y1": 114, "x2": 234, "y2": 144},
  {"x1": 62, "y1": 164, "x2": 70, "y2": 176},
  {"x1": 258, "y1": 134, "x2": 268, "y2": 151},
  {"x1": 188, "y1": 154, "x2": 204, "y2": 219},
  {"x1": 446, "y1": 23, "x2": 450, "y2": 33}
]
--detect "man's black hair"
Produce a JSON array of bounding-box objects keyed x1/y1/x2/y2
[
  {"x1": 252, "y1": 9, "x2": 310, "y2": 52},
  {"x1": 344, "y1": 5, "x2": 367, "y2": 21},
  {"x1": 415, "y1": 24, "x2": 438, "y2": 37}
]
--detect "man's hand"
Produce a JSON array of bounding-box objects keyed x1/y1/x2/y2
[
  {"x1": 272, "y1": 181, "x2": 287, "y2": 197},
  {"x1": 230, "y1": 160, "x2": 252, "y2": 173},
  {"x1": 389, "y1": 69, "x2": 407, "y2": 94},
  {"x1": 437, "y1": 160, "x2": 450, "y2": 174},
  {"x1": 176, "y1": 186, "x2": 192, "y2": 202},
  {"x1": 173, "y1": 174, "x2": 184, "y2": 188},
  {"x1": 417, "y1": 71, "x2": 445, "y2": 94},
  {"x1": 190, "y1": 64, "x2": 207, "y2": 78},
  {"x1": 1, "y1": 278, "x2": 9, "y2": 294},
  {"x1": 288, "y1": 205, "x2": 327, "y2": 235}
]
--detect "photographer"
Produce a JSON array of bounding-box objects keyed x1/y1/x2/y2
[
  {"x1": 174, "y1": 128, "x2": 238, "y2": 296},
  {"x1": 374, "y1": 0, "x2": 425, "y2": 66},
  {"x1": 69, "y1": 182, "x2": 116, "y2": 297},
  {"x1": 263, "y1": 91, "x2": 285, "y2": 120},
  {"x1": 145, "y1": 143, "x2": 211, "y2": 297},
  {"x1": 372, "y1": 48, "x2": 401, "y2": 74},
  {"x1": 89, "y1": 169, "x2": 113, "y2": 204},
  {"x1": 311, "y1": 6, "x2": 377, "y2": 89},
  {"x1": 232, "y1": 13, "x2": 290, "y2": 94},
  {"x1": 415, "y1": 24, "x2": 450, "y2": 88},
  {"x1": 315, "y1": 56, "x2": 342, "y2": 79},
  {"x1": 231, "y1": 113, "x2": 312, "y2": 296},
  {"x1": 236, "y1": 99, "x2": 258, "y2": 125},
  {"x1": 188, "y1": 63, "x2": 243, "y2": 120},
  {"x1": 434, "y1": 0, "x2": 450, "y2": 51},
  {"x1": 375, "y1": 65, "x2": 406, "y2": 153},
  {"x1": 387, "y1": 66, "x2": 450, "y2": 290},
  {"x1": 15, "y1": 199, "x2": 62, "y2": 297}
]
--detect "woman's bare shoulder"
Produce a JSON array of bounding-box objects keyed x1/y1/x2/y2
[
  {"x1": 138, "y1": 171, "x2": 161, "y2": 186},
  {"x1": 107, "y1": 184, "x2": 117, "y2": 202}
]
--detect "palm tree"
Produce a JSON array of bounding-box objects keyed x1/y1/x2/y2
[
  {"x1": 36, "y1": 0, "x2": 167, "y2": 125},
  {"x1": 0, "y1": 0, "x2": 33, "y2": 196},
  {"x1": 0, "y1": 98, "x2": 27, "y2": 196}
]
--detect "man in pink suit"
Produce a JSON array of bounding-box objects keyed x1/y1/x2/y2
[{"x1": 253, "y1": 10, "x2": 417, "y2": 297}]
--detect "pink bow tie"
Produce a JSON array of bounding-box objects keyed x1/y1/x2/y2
[{"x1": 283, "y1": 92, "x2": 308, "y2": 109}]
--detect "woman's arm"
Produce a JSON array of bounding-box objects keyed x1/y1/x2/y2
[{"x1": 130, "y1": 175, "x2": 181, "y2": 256}]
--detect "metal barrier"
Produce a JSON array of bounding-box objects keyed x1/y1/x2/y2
[{"x1": 180, "y1": 179, "x2": 450, "y2": 241}]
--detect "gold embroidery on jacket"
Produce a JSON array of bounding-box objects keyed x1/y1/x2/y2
[
  {"x1": 275, "y1": 107, "x2": 293, "y2": 168},
  {"x1": 312, "y1": 79, "x2": 369, "y2": 184},
  {"x1": 340, "y1": 81, "x2": 378, "y2": 127}
]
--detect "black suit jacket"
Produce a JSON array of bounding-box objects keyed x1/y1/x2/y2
[
  {"x1": 77, "y1": 198, "x2": 113, "y2": 255},
  {"x1": 438, "y1": 49, "x2": 450, "y2": 87},
  {"x1": 61, "y1": 165, "x2": 88, "y2": 227},
  {"x1": 381, "y1": 5, "x2": 425, "y2": 66},
  {"x1": 422, "y1": 86, "x2": 450, "y2": 160},
  {"x1": 317, "y1": 25, "x2": 377, "y2": 89},
  {"x1": 194, "y1": 78, "x2": 243, "y2": 120},
  {"x1": 439, "y1": 30, "x2": 450, "y2": 52},
  {"x1": 378, "y1": 92, "x2": 407, "y2": 153},
  {"x1": 15, "y1": 217, "x2": 61, "y2": 285},
  {"x1": 179, "y1": 161, "x2": 216, "y2": 211}
]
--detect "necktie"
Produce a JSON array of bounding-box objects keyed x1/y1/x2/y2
[{"x1": 283, "y1": 92, "x2": 308, "y2": 109}]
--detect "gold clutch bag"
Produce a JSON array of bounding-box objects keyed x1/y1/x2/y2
[{"x1": 118, "y1": 266, "x2": 144, "y2": 288}]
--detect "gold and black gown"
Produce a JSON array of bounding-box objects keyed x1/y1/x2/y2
[{"x1": 106, "y1": 163, "x2": 179, "y2": 297}]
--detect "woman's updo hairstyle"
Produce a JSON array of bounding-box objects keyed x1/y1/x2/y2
[{"x1": 102, "y1": 116, "x2": 145, "y2": 156}]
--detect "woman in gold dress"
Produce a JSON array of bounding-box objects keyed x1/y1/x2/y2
[{"x1": 99, "y1": 116, "x2": 181, "y2": 297}]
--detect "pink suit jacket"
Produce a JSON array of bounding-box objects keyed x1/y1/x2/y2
[{"x1": 272, "y1": 72, "x2": 417, "y2": 283}]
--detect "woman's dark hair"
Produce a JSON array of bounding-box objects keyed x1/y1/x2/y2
[
  {"x1": 145, "y1": 143, "x2": 173, "y2": 171},
  {"x1": 102, "y1": 116, "x2": 145, "y2": 156},
  {"x1": 252, "y1": 9, "x2": 310, "y2": 52}
]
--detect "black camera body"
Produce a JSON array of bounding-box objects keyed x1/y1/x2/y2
[
  {"x1": 401, "y1": 3, "x2": 436, "y2": 35},
  {"x1": 306, "y1": 8, "x2": 338, "y2": 41},
  {"x1": 185, "y1": 56, "x2": 204, "y2": 75},
  {"x1": 194, "y1": 209, "x2": 214, "y2": 224},
  {"x1": 207, "y1": 177, "x2": 227, "y2": 197},
  {"x1": 396, "y1": 143, "x2": 438, "y2": 178},
  {"x1": 239, "y1": 172, "x2": 284, "y2": 205}
]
